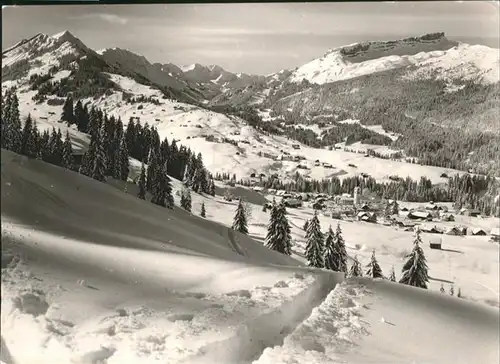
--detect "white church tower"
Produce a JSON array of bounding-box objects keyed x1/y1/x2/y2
[{"x1": 353, "y1": 186, "x2": 361, "y2": 207}]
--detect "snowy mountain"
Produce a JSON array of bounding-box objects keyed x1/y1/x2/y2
[{"x1": 288, "y1": 32, "x2": 499, "y2": 85}]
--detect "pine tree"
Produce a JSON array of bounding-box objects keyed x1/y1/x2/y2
[
  {"x1": 303, "y1": 220, "x2": 309, "y2": 231},
  {"x1": 450, "y1": 285, "x2": 454, "y2": 296},
  {"x1": 389, "y1": 266, "x2": 396, "y2": 282},
  {"x1": 200, "y1": 201, "x2": 206, "y2": 217},
  {"x1": 3, "y1": 89, "x2": 22, "y2": 153},
  {"x1": 265, "y1": 200, "x2": 292, "y2": 255},
  {"x1": 232, "y1": 198, "x2": 249, "y2": 234},
  {"x1": 440, "y1": 283, "x2": 445, "y2": 294},
  {"x1": 334, "y1": 223, "x2": 348, "y2": 273},
  {"x1": 74, "y1": 100, "x2": 88, "y2": 132},
  {"x1": 118, "y1": 135, "x2": 129, "y2": 181},
  {"x1": 147, "y1": 151, "x2": 159, "y2": 192},
  {"x1": 349, "y1": 255, "x2": 363, "y2": 277},
  {"x1": 137, "y1": 162, "x2": 147, "y2": 200},
  {"x1": 20, "y1": 114, "x2": 33, "y2": 156},
  {"x1": 91, "y1": 123, "x2": 107, "y2": 182},
  {"x1": 181, "y1": 189, "x2": 192, "y2": 212},
  {"x1": 323, "y1": 226, "x2": 338, "y2": 271},
  {"x1": 209, "y1": 177, "x2": 216, "y2": 196},
  {"x1": 365, "y1": 250, "x2": 384, "y2": 278},
  {"x1": 457, "y1": 287, "x2": 462, "y2": 298},
  {"x1": 62, "y1": 131, "x2": 74, "y2": 170},
  {"x1": 399, "y1": 229, "x2": 429, "y2": 289},
  {"x1": 305, "y1": 211, "x2": 324, "y2": 268},
  {"x1": 61, "y1": 96, "x2": 74, "y2": 125}
]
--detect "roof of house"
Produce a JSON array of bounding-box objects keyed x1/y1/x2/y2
[
  {"x1": 490, "y1": 227, "x2": 500, "y2": 236},
  {"x1": 409, "y1": 211, "x2": 432, "y2": 218}
]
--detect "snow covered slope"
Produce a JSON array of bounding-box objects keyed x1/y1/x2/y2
[
  {"x1": 4, "y1": 71, "x2": 468, "y2": 184},
  {"x1": 0, "y1": 149, "x2": 343, "y2": 364},
  {"x1": 2, "y1": 150, "x2": 499, "y2": 364}
]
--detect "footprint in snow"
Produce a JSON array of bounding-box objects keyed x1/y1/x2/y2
[{"x1": 167, "y1": 313, "x2": 195, "y2": 322}]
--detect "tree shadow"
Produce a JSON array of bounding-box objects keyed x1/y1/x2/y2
[{"x1": 441, "y1": 248, "x2": 464, "y2": 254}]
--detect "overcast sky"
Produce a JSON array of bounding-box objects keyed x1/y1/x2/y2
[{"x1": 2, "y1": 2, "x2": 499, "y2": 74}]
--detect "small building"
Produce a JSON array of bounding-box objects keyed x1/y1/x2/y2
[
  {"x1": 252, "y1": 186, "x2": 264, "y2": 192},
  {"x1": 408, "y1": 211, "x2": 433, "y2": 221},
  {"x1": 292, "y1": 144, "x2": 301, "y2": 149},
  {"x1": 445, "y1": 226, "x2": 463, "y2": 236},
  {"x1": 429, "y1": 239, "x2": 442, "y2": 250},
  {"x1": 471, "y1": 228, "x2": 487, "y2": 236},
  {"x1": 490, "y1": 227, "x2": 500, "y2": 242},
  {"x1": 400, "y1": 207, "x2": 409, "y2": 212},
  {"x1": 283, "y1": 198, "x2": 302, "y2": 208},
  {"x1": 420, "y1": 225, "x2": 443, "y2": 234},
  {"x1": 359, "y1": 203, "x2": 370, "y2": 211},
  {"x1": 460, "y1": 208, "x2": 481, "y2": 217},
  {"x1": 357, "y1": 211, "x2": 377, "y2": 223},
  {"x1": 440, "y1": 213, "x2": 455, "y2": 222},
  {"x1": 425, "y1": 203, "x2": 439, "y2": 211}
]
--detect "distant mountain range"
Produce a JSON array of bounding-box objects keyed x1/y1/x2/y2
[{"x1": 2, "y1": 30, "x2": 500, "y2": 175}]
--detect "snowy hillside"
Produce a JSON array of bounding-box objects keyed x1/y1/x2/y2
[
  {"x1": 2, "y1": 150, "x2": 499, "y2": 364},
  {"x1": 3, "y1": 70, "x2": 468, "y2": 184}
]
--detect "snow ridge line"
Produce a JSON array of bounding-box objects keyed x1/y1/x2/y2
[{"x1": 181, "y1": 271, "x2": 343, "y2": 364}]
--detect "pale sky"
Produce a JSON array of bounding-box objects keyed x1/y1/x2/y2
[{"x1": 2, "y1": 2, "x2": 499, "y2": 74}]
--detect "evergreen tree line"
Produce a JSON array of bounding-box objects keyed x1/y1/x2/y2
[
  {"x1": 2, "y1": 89, "x2": 217, "y2": 213},
  {"x1": 215, "y1": 170, "x2": 499, "y2": 217},
  {"x1": 2, "y1": 88, "x2": 76, "y2": 170}
]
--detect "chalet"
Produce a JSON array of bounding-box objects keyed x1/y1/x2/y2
[
  {"x1": 425, "y1": 203, "x2": 439, "y2": 211},
  {"x1": 360, "y1": 172, "x2": 369, "y2": 178},
  {"x1": 407, "y1": 211, "x2": 433, "y2": 221},
  {"x1": 394, "y1": 218, "x2": 415, "y2": 228},
  {"x1": 440, "y1": 213, "x2": 455, "y2": 222},
  {"x1": 259, "y1": 173, "x2": 266, "y2": 178},
  {"x1": 420, "y1": 224, "x2": 443, "y2": 234},
  {"x1": 323, "y1": 163, "x2": 333, "y2": 169},
  {"x1": 460, "y1": 208, "x2": 481, "y2": 217},
  {"x1": 250, "y1": 173, "x2": 256, "y2": 178},
  {"x1": 359, "y1": 203, "x2": 370, "y2": 211},
  {"x1": 471, "y1": 228, "x2": 487, "y2": 236},
  {"x1": 490, "y1": 227, "x2": 500, "y2": 242},
  {"x1": 292, "y1": 144, "x2": 301, "y2": 149},
  {"x1": 445, "y1": 226, "x2": 463, "y2": 236},
  {"x1": 284, "y1": 198, "x2": 302, "y2": 208},
  {"x1": 357, "y1": 211, "x2": 377, "y2": 223}
]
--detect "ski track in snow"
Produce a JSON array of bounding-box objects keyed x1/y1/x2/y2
[{"x1": 1, "y1": 248, "x2": 347, "y2": 364}]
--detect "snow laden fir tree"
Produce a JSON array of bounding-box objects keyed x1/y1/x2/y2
[
  {"x1": 365, "y1": 250, "x2": 384, "y2": 278},
  {"x1": 305, "y1": 211, "x2": 324, "y2": 268},
  {"x1": 399, "y1": 229, "x2": 429, "y2": 289},
  {"x1": 323, "y1": 223, "x2": 348, "y2": 273},
  {"x1": 232, "y1": 198, "x2": 249, "y2": 235},
  {"x1": 265, "y1": 200, "x2": 292, "y2": 255}
]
